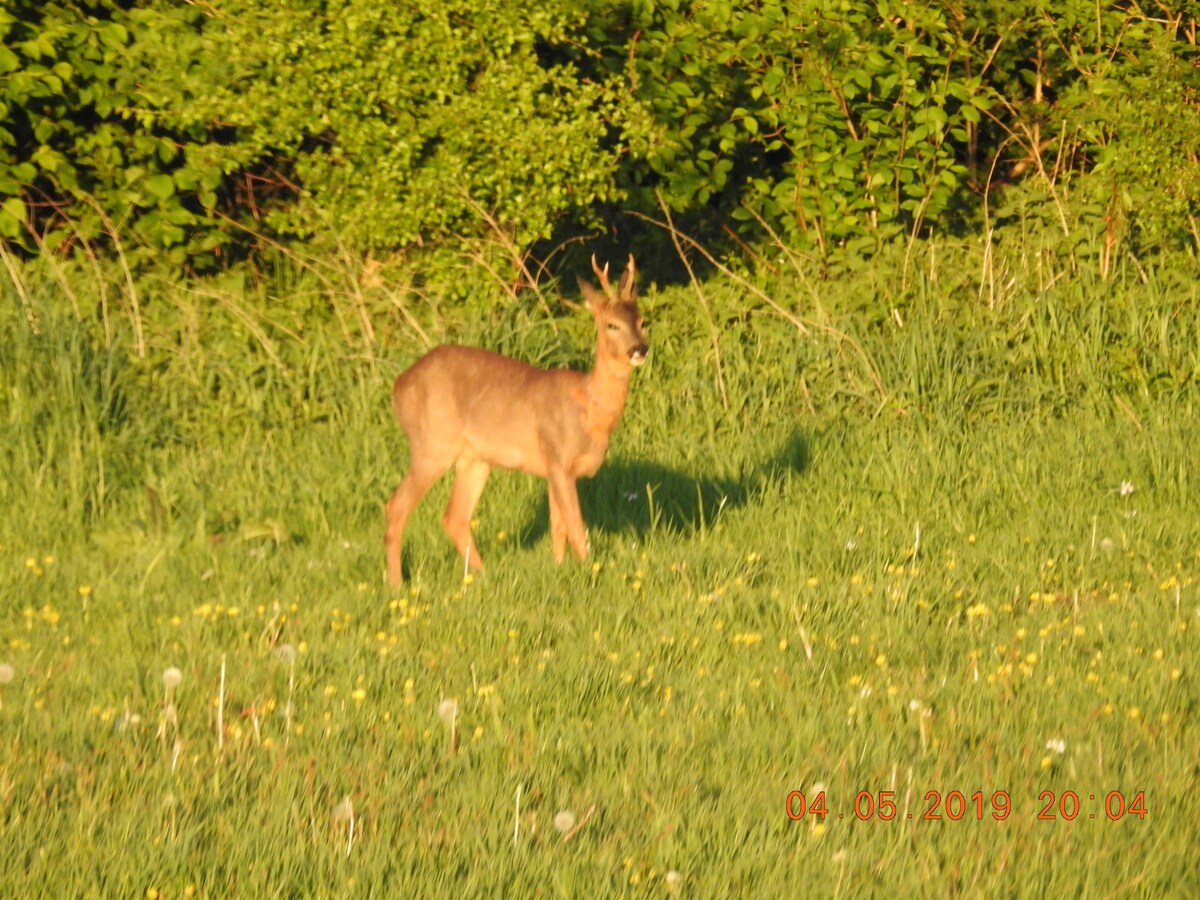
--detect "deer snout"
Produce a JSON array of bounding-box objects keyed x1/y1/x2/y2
[{"x1": 629, "y1": 344, "x2": 649, "y2": 367}]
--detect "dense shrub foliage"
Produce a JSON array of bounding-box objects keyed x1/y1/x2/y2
[{"x1": 1, "y1": 0, "x2": 1198, "y2": 273}]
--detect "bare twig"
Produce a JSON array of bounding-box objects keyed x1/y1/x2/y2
[
  {"x1": 653, "y1": 191, "x2": 729, "y2": 410},
  {"x1": 0, "y1": 241, "x2": 38, "y2": 333},
  {"x1": 561, "y1": 804, "x2": 597, "y2": 842},
  {"x1": 76, "y1": 194, "x2": 146, "y2": 357},
  {"x1": 627, "y1": 209, "x2": 885, "y2": 402}
]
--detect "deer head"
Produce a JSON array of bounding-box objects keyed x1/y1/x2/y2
[{"x1": 578, "y1": 254, "x2": 647, "y2": 368}]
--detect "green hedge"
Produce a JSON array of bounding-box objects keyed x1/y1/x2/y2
[{"x1": 1, "y1": 0, "x2": 1197, "y2": 273}]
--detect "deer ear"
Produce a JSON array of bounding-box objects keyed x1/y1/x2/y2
[{"x1": 576, "y1": 276, "x2": 609, "y2": 314}]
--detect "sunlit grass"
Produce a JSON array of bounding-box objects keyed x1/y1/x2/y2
[{"x1": 0, "y1": 240, "x2": 1197, "y2": 894}]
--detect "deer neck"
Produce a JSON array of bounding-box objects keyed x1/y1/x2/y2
[{"x1": 584, "y1": 353, "x2": 633, "y2": 437}]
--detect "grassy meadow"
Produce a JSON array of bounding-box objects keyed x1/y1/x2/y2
[{"x1": 1, "y1": 233, "x2": 1198, "y2": 896}]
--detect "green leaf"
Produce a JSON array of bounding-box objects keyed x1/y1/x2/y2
[
  {"x1": 0, "y1": 196, "x2": 26, "y2": 237},
  {"x1": 146, "y1": 173, "x2": 176, "y2": 200}
]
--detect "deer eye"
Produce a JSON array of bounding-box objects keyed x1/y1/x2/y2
[{"x1": 607, "y1": 322, "x2": 620, "y2": 332}]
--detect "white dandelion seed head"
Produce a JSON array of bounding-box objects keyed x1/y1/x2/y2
[
  {"x1": 0, "y1": 663, "x2": 14, "y2": 685},
  {"x1": 553, "y1": 809, "x2": 576, "y2": 834},
  {"x1": 162, "y1": 667, "x2": 183, "y2": 689},
  {"x1": 1119, "y1": 480, "x2": 1135, "y2": 497},
  {"x1": 1045, "y1": 738, "x2": 1066, "y2": 755},
  {"x1": 332, "y1": 797, "x2": 354, "y2": 823},
  {"x1": 858, "y1": 685, "x2": 872, "y2": 699},
  {"x1": 665, "y1": 869, "x2": 683, "y2": 890},
  {"x1": 832, "y1": 849, "x2": 849, "y2": 864},
  {"x1": 276, "y1": 643, "x2": 298, "y2": 664},
  {"x1": 809, "y1": 782, "x2": 827, "y2": 796},
  {"x1": 908, "y1": 698, "x2": 923, "y2": 712},
  {"x1": 1099, "y1": 537, "x2": 1115, "y2": 555},
  {"x1": 114, "y1": 712, "x2": 143, "y2": 732},
  {"x1": 437, "y1": 698, "x2": 458, "y2": 723}
]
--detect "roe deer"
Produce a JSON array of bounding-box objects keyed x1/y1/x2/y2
[{"x1": 385, "y1": 254, "x2": 647, "y2": 586}]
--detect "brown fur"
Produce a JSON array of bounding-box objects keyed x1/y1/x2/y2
[{"x1": 385, "y1": 255, "x2": 647, "y2": 586}]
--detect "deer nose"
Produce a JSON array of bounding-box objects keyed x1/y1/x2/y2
[{"x1": 629, "y1": 344, "x2": 648, "y2": 366}]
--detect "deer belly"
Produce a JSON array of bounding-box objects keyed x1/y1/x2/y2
[{"x1": 466, "y1": 427, "x2": 548, "y2": 475}]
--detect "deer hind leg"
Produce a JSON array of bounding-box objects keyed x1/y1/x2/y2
[
  {"x1": 548, "y1": 469, "x2": 589, "y2": 562},
  {"x1": 386, "y1": 455, "x2": 448, "y2": 587},
  {"x1": 548, "y1": 487, "x2": 567, "y2": 563},
  {"x1": 442, "y1": 451, "x2": 491, "y2": 571}
]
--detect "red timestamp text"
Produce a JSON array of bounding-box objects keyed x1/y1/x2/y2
[{"x1": 786, "y1": 789, "x2": 1147, "y2": 822}]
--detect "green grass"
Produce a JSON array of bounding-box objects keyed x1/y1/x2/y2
[{"x1": 1, "y1": 238, "x2": 1197, "y2": 896}]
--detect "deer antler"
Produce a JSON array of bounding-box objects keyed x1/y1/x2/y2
[{"x1": 591, "y1": 254, "x2": 614, "y2": 298}]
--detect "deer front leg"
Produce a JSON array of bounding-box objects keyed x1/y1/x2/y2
[{"x1": 547, "y1": 469, "x2": 589, "y2": 562}]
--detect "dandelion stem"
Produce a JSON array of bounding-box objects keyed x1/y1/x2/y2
[
  {"x1": 513, "y1": 783, "x2": 522, "y2": 845},
  {"x1": 285, "y1": 659, "x2": 295, "y2": 750},
  {"x1": 217, "y1": 655, "x2": 226, "y2": 753}
]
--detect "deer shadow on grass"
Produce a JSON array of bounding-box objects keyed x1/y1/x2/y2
[{"x1": 517, "y1": 429, "x2": 810, "y2": 550}]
